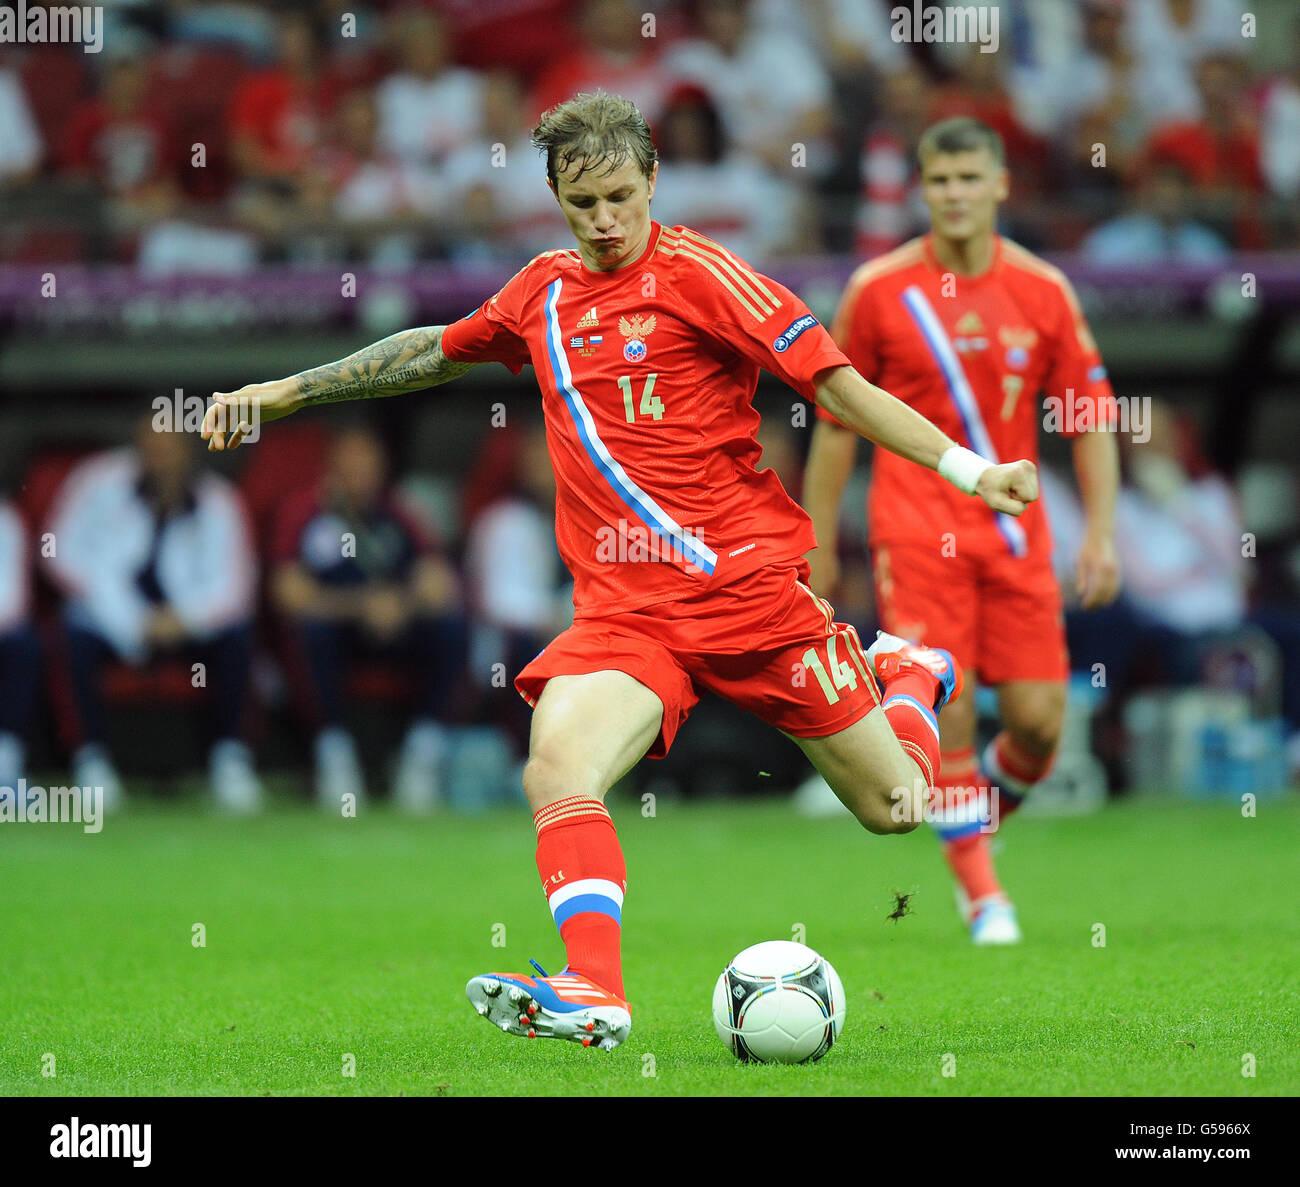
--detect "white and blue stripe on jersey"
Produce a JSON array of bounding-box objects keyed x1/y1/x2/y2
[
  {"x1": 541, "y1": 278, "x2": 719, "y2": 576},
  {"x1": 900, "y1": 285, "x2": 1028, "y2": 557}
]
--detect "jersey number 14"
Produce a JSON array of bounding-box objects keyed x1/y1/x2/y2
[{"x1": 619, "y1": 373, "x2": 664, "y2": 423}]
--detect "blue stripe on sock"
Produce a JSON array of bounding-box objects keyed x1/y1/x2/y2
[
  {"x1": 553, "y1": 893, "x2": 622, "y2": 929},
  {"x1": 933, "y1": 819, "x2": 986, "y2": 842},
  {"x1": 883, "y1": 693, "x2": 939, "y2": 739}
]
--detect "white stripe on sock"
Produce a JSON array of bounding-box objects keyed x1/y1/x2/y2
[{"x1": 546, "y1": 877, "x2": 625, "y2": 913}]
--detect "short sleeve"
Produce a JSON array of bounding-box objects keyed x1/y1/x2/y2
[
  {"x1": 1046, "y1": 274, "x2": 1117, "y2": 436},
  {"x1": 440, "y1": 265, "x2": 535, "y2": 374},
  {"x1": 686, "y1": 249, "x2": 849, "y2": 400}
]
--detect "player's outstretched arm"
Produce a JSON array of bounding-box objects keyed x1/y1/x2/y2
[
  {"x1": 202, "y1": 325, "x2": 475, "y2": 451},
  {"x1": 812, "y1": 364, "x2": 1038, "y2": 516}
]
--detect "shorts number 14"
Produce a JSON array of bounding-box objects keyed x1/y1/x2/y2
[{"x1": 802, "y1": 633, "x2": 869, "y2": 705}]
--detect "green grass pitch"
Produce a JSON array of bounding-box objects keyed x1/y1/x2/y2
[{"x1": 2, "y1": 792, "x2": 1297, "y2": 1096}]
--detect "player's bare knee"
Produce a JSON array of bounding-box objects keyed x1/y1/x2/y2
[
  {"x1": 521, "y1": 752, "x2": 601, "y2": 811},
  {"x1": 841, "y1": 770, "x2": 919, "y2": 836},
  {"x1": 1006, "y1": 703, "x2": 1064, "y2": 757}
]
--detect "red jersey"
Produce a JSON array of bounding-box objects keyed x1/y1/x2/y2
[
  {"x1": 819, "y1": 234, "x2": 1114, "y2": 558},
  {"x1": 442, "y1": 221, "x2": 849, "y2": 618}
]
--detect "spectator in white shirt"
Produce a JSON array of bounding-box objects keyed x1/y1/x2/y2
[
  {"x1": 664, "y1": 0, "x2": 835, "y2": 177},
  {"x1": 441, "y1": 69, "x2": 570, "y2": 264},
  {"x1": 463, "y1": 423, "x2": 569, "y2": 754},
  {"x1": 1126, "y1": 0, "x2": 1247, "y2": 130},
  {"x1": 0, "y1": 62, "x2": 42, "y2": 184},
  {"x1": 323, "y1": 87, "x2": 447, "y2": 267},
  {"x1": 44, "y1": 419, "x2": 262, "y2": 812},
  {"x1": 1259, "y1": 18, "x2": 1300, "y2": 203},
  {"x1": 374, "y1": 8, "x2": 484, "y2": 168},
  {"x1": 1114, "y1": 402, "x2": 1245, "y2": 638},
  {"x1": 648, "y1": 84, "x2": 807, "y2": 262}
]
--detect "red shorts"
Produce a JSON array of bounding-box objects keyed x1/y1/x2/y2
[
  {"x1": 872, "y1": 540, "x2": 1068, "y2": 686},
  {"x1": 517, "y1": 564, "x2": 882, "y2": 758}
]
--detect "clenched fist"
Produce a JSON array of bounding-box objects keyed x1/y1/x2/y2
[{"x1": 975, "y1": 459, "x2": 1038, "y2": 516}]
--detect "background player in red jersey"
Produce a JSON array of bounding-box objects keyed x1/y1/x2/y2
[
  {"x1": 201, "y1": 93, "x2": 1039, "y2": 1047},
  {"x1": 804, "y1": 117, "x2": 1123, "y2": 946}
]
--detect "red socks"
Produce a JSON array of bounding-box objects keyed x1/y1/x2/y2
[
  {"x1": 934, "y1": 735, "x2": 1056, "y2": 915},
  {"x1": 534, "y1": 795, "x2": 627, "y2": 999},
  {"x1": 933, "y1": 747, "x2": 1004, "y2": 907},
  {"x1": 879, "y1": 666, "x2": 943, "y2": 789},
  {"x1": 983, "y1": 732, "x2": 1054, "y2": 823}
]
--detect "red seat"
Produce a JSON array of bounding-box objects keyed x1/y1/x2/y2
[
  {"x1": 20, "y1": 46, "x2": 88, "y2": 164},
  {"x1": 2, "y1": 226, "x2": 88, "y2": 264},
  {"x1": 101, "y1": 664, "x2": 204, "y2": 703},
  {"x1": 144, "y1": 46, "x2": 250, "y2": 200},
  {"x1": 237, "y1": 422, "x2": 332, "y2": 560}
]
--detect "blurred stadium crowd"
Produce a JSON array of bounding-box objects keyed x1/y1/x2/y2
[
  {"x1": 1, "y1": 413, "x2": 573, "y2": 810},
  {"x1": 1, "y1": 0, "x2": 1298, "y2": 812},
  {"x1": 1, "y1": 0, "x2": 1298, "y2": 271}
]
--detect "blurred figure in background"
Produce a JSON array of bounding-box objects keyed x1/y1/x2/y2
[
  {"x1": 441, "y1": 69, "x2": 568, "y2": 263},
  {"x1": 462, "y1": 423, "x2": 569, "y2": 756},
  {"x1": 531, "y1": 0, "x2": 670, "y2": 124},
  {"x1": 61, "y1": 38, "x2": 180, "y2": 232},
  {"x1": 374, "y1": 8, "x2": 483, "y2": 169},
  {"x1": 1142, "y1": 53, "x2": 1265, "y2": 247},
  {"x1": 45, "y1": 418, "x2": 261, "y2": 811},
  {"x1": 1080, "y1": 161, "x2": 1230, "y2": 263},
  {"x1": 0, "y1": 497, "x2": 40, "y2": 802},
  {"x1": 649, "y1": 84, "x2": 806, "y2": 262},
  {"x1": 1127, "y1": 0, "x2": 1248, "y2": 131},
  {"x1": 1068, "y1": 401, "x2": 1244, "y2": 695},
  {"x1": 665, "y1": 0, "x2": 834, "y2": 178},
  {"x1": 0, "y1": 48, "x2": 43, "y2": 187},
  {"x1": 852, "y1": 60, "x2": 932, "y2": 258},
  {"x1": 1258, "y1": 16, "x2": 1300, "y2": 221},
  {"x1": 226, "y1": 9, "x2": 338, "y2": 240},
  {"x1": 312, "y1": 86, "x2": 446, "y2": 267},
  {"x1": 271, "y1": 426, "x2": 467, "y2": 812},
  {"x1": 1052, "y1": 0, "x2": 1149, "y2": 200}
]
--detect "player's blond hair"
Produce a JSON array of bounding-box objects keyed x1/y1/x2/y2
[
  {"x1": 532, "y1": 90, "x2": 658, "y2": 189},
  {"x1": 917, "y1": 117, "x2": 1006, "y2": 167}
]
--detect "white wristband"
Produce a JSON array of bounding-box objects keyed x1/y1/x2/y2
[{"x1": 938, "y1": 445, "x2": 992, "y2": 496}]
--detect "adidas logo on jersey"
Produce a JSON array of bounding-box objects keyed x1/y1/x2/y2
[{"x1": 576, "y1": 307, "x2": 599, "y2": 328}]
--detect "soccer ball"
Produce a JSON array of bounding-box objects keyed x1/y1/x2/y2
[{"x1": 712, "y1": 940, "x2": 845, "y2": 1063}]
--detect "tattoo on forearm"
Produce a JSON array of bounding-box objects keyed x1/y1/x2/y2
[{"x1": 294, "y1": 326, "x2": 473, "y2": 406}]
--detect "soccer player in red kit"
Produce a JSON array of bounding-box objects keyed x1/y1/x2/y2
[
  {"x1": 203, "y1": 94, "x2": 1039, "y2": 1049},
  {"x1": 804, "y1": 118, "x2": 1122, "y2": 945}
]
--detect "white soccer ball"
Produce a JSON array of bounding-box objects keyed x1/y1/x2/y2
[{"x1": 712, "y1": 940, "x2": 845, "y2": 1063}]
